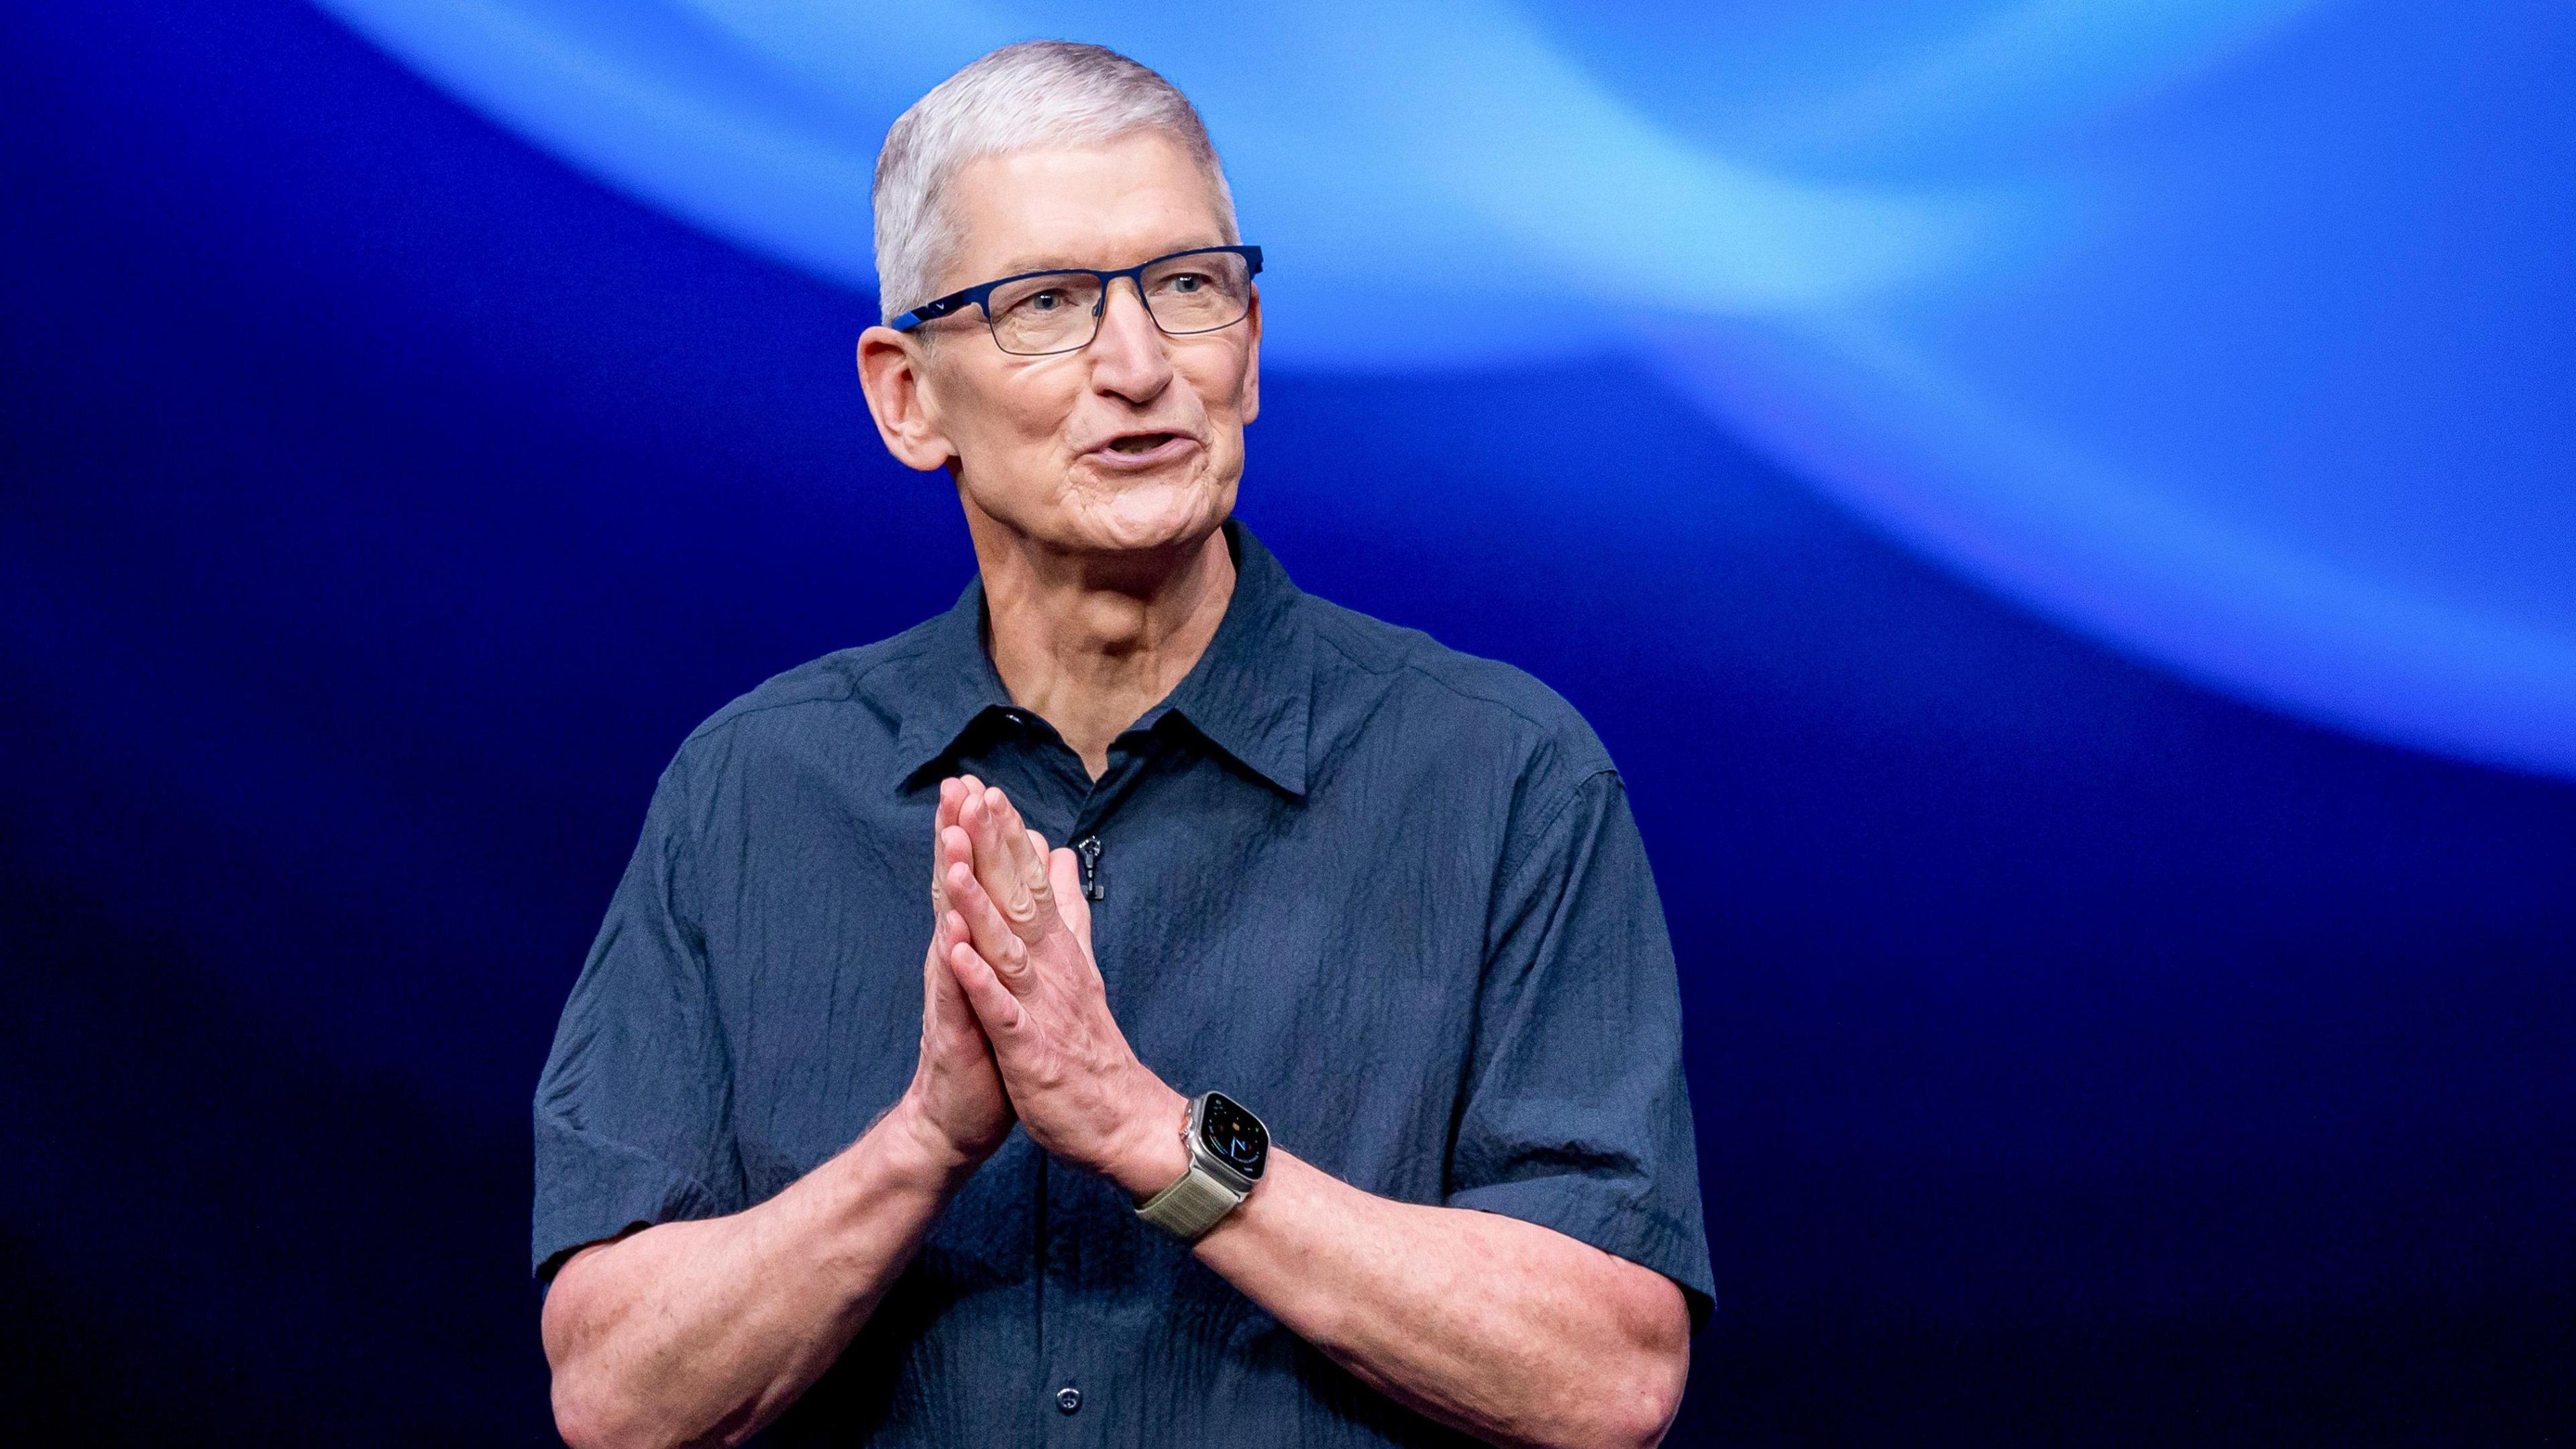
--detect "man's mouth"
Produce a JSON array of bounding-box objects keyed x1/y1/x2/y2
[{"x1": 1088, "y1": 431, "x2": 1195, "y2": 467}]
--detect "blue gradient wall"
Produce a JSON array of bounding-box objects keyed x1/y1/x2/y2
[
  {"x1": 1, "y1": 1, "x2": 2569, "y2": 1444},
  {"x1": 310, "y1": 0, "x2": 2576, "y2": 781}
]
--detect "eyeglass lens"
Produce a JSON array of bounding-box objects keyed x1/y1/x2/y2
[{"x1": 985, "y1": 252, "x2": 1254, "y2": 355}]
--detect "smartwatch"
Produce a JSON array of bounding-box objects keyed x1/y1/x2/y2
[{"x1": 1134, "y1": 1090, "x2": 1269, "y2": 1240}]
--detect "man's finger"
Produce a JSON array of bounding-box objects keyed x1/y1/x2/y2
[
  {"x1": 924, "y1": 904, "x2": 973, "y2": 1011},
  {"x1": 945, "y1": 938, "x2": 1028, "y2": 1034},
  {"x1": 932, "y1": 775, "x2": 981, "y2": 906},
  {"x1": 933, "y1": 913, "x2": 1007, "y2": 1056},
  {"x1": 920, "y1": 911, "x2": 985, "y2": 1046},
  {"x1": 994, "y1": 796, "x2": 1057, "y2": 932},
  {"x1": 930, "y1": 778, "x2": 964, "y2": 913},
  {"x1": 944, "y1": 855, "x2": 1036, "y2": 994},
  {"x1": 985, "y1": 788, "x2": 1056, "y2": 943},
  {"x1": 1024, "y1": 828, "x2": 1059, "y2": 922},
  {"x1": 1046, "y1": 846, "x2": 1092, "y2": 950},
  {"x1": 965, "y1": 786, "x2": 1046, "y2": 940}
]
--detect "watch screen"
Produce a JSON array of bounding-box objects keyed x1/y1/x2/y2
[{"x1": 1198, "y1": 1091, "x2": 1268, "y2": 1180}]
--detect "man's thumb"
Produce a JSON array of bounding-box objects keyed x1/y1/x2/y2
[{"x1": 1046, "y1": 847, "x2": 1092, "y2": 945}]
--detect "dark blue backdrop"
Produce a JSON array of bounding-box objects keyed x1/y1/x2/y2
[{"x1": 1, "y1": 1, "x2": 2569, "y2": 1444}]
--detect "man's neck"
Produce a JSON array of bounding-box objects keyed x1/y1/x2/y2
[{"x1": 969, "y1": 517, "x2": 1238, "y2": 781}]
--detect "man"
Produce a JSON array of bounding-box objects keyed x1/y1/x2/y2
[{"x1": 533, "y1": 40, "x2": 1711, "y2": 1449}]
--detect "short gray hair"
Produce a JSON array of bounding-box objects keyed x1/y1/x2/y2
[{"x1": 872, "y1": 41, "x2": 1240, "y2": 325}]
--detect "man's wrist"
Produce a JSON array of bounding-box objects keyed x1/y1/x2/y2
[
  {"x1": 878, "y1": 1093, "x2": 994, "y2": 1194},
  {"x1": 1104, "y1": 1074, "x2": 1193, "y2": 1200}
]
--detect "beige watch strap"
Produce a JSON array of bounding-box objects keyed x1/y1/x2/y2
[{"x1": 1135, "y1": 1161, "x2": 1246, "y2": 1240}]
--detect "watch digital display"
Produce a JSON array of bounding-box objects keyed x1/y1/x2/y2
[{"x1": 1197, "y1": 1091, "x2": 1268, "y2": 1180}]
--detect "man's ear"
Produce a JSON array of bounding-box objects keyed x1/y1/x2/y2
[
  {"x1": 1239, "y1": 288, "x2": 1261, "y2": 426},
  {"x1": 857, "y1": 327, "x2": 958, "y2": 472}
]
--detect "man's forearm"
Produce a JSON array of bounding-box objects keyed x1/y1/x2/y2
[
  {"x1": 1191, "y1": 1150, "x2": 1690, "y2": 1449},
  {"x1": 541, "y1": 1104, "x2": 977, "y2": 1449}
]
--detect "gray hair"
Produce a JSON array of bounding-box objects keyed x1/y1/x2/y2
[{"x1": 871, "y1": 41, "x2": 1240, "y2": 325}]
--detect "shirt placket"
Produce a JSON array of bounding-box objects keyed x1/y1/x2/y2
[{"x1": 1038, "y1": 724, "x2": 1169, "y2": 1443}]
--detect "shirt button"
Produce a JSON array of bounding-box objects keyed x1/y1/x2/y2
[{"x1": 1055, "y1": 1385, "x2": 1083, "y2": 1414}]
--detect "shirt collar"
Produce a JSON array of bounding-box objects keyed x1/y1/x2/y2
[
  {"x1": 890, "y1": 572, "x2": 1017, "y2": 781},
  {"x1": 1158, "y1": 521, "x2": 1311, "y2": 796},
  {"x1": 892, "y1": 519, "x2": 1312, "y2": 797}
]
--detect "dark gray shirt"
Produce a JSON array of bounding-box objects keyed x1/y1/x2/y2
[{"x1": 532, "y1": 521, "x2": 1713, "y2": 1446}]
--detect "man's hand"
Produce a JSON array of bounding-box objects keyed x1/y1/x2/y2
[
  {"x1": 934, "y1": 780, "x2": 1189, "y2": 1199},
  {"x1": 890, "y1": 776, "x2": 1018, "y2": 1173},
  {"x1": 932, "y1": 781, "x2": 1686, "y2": 1447}
]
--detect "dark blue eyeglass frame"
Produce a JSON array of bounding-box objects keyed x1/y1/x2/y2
[{"x1": 889, "y1": 245, "x2": 1264, "y2": 345}]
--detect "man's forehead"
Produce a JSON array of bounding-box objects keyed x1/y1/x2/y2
[
  {"x1": 980, "y1": 236, "x2": 1232, "y2": 277},
  {"x1": 945, "y1": 136, "x2": 1230, "y2": 278}
]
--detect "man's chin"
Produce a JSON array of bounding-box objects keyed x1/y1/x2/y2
[{"x1": 1053, "y1": 477, "x2": 1234, "y2": 557}]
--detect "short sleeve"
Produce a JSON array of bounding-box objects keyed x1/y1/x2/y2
[
  {"x1": 1448, "y1": 767, "x2": 1716, "y2": 1328},
  {"x1": 531, "y1": 751, "x2": 747, "y2": 1281}
]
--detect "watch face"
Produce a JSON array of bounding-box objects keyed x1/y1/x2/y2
[{"x1": 1197, "y1": 1091, "x2": 1268, "y2": 1180}]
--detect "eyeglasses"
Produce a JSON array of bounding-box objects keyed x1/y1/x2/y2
[{"x1": 890, "y1": 245, "x2": 1263, "y2": 356}]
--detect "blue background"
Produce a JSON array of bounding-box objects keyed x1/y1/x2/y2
[{"x1": 1, "y1": 1, "x2": 2569, "y2": 1443}]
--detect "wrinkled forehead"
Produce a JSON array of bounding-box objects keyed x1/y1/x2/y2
[{"x1": 941, "y1": 132, "x2": 1234, "y2": 284}]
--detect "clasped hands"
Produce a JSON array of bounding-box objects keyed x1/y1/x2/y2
[{"x1": 893, "y1": 775, "x2": 1189, "y2": 1201}]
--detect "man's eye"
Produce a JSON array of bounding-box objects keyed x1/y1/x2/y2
[
  {"x1": 1026, "y1": 290, "x2": 1063, "y2": 312},
  {"x1": 1167, "y1": 273, "x2": 1205, "y2": 294}
]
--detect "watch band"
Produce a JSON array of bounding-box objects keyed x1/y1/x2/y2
[{"x1": 1134, "y1": 1161, "x2": 1246, "y2": 1240}]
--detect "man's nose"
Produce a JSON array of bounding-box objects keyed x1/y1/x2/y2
[{"x1": 1087, "y1": 277, "x2": 1172, "y2": 400}]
